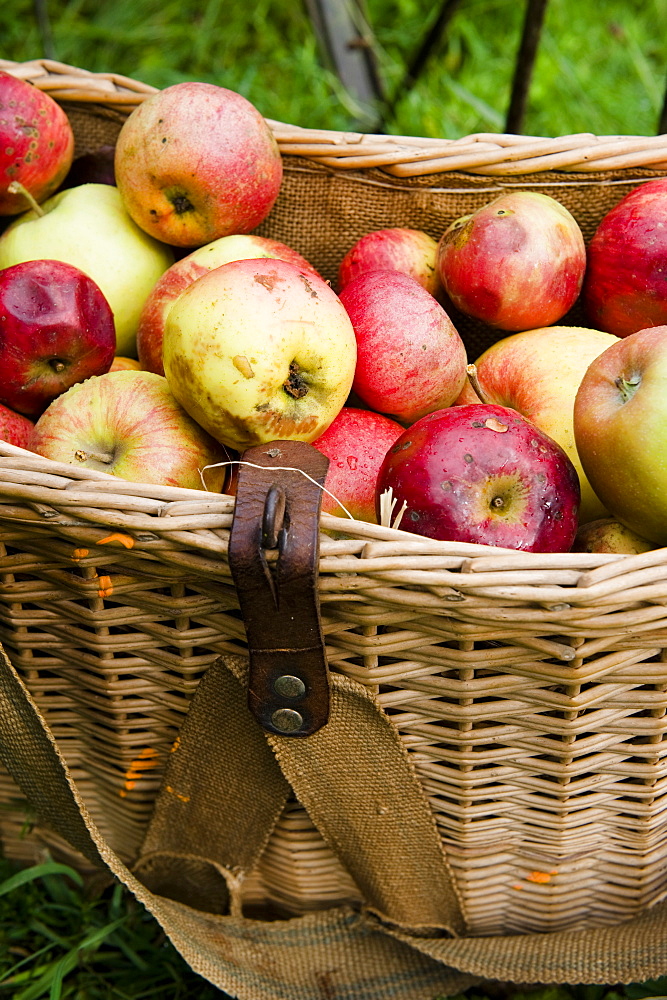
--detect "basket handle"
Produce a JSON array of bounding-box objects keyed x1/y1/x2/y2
[{"x1": 228, "y1": 440, "x2": 331, "y2": 737}]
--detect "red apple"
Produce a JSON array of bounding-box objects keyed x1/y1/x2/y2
[
  {"x1": 137, "y1": 233, "x2": 321, "y2": 375},
  {"x1": 573, "y1": 325, "x2": 667, "y2": 545},
  {"x1": 583, "y1": 179, "x2": 667, "y2": 336},
  {"x1": 114, "y1": 81, "x2": 283, "y2": 247},
  {"x1": 311, "y1": 406, "x2": 404, "y2": 523},
  {"x1": 0, "y1": 259, "x2": 116, "y2": 417},
  {"x1": 0, "y1": 401, "x2": 34, "y2": 449},
  {"x1": 338, "y1": 270, "x2": 467, "y2": 424},
  {"x1": 0, "y1": 71, "x2": 74, "y2": 215},
  {"x1": 337, "y1": 227, "x2": 444, "y2": 300},
  {"x1": 30, "y1": 370, "x2": 229, "y2": 491},
  {"x1": 436, "y1": 191, "x2": 586, "y2": 331},
  {"x1": 376, "y1": 403, "x2": 580, "y2": 552}
]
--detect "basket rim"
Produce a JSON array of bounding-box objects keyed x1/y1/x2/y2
[{"x1": 3, "y1": 57, "x2": 667, "y2": 177}]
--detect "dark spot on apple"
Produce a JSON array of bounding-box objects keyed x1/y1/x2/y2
[
  {"x1": 464, "y1": 453, "x2": 473, "y2": 463},
  {"x1": 410, "y1": 510, "x2": 420, "y2": 520},
  {"x1": 299, "y1": 274, "x2": 319, "y2": 299},
  {"x1": 255, "y1": 402, "x2": 269, "y2": 411},
  {"x1": 554, "y1": 510, "x2": 563, "y2": 520},
  {"x1": 172, "y1": 193, "x2": 194, "y2": 215},
  {"x1": 162, "y1": 137, "x2": 167, "y2": 143},
  {"x1": 255, "y1": 272, "x2": 278, "y2": 291},
  {"x1": 392, "y1": 440, "x2": 412, "y2": 452},
  {"x1": 283, "y1": 361, "x2": 309, "y2": 399},
  {"x1": 536, "y1": 472, "x2": 546, "y2": 483},
  {"x1": 150, "y1": 209, "x2": 157, "y2": 215},
  {"x1": 472, "y1": 420, "x2": 485, "y2": 427},
  {"x1": 441, "y1": 481, "x2": 452, "y2": 491}
]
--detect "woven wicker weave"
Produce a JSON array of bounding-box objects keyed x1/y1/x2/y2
[{"x1": 2, "y1": 58, "x2": 667, "y2": 938}]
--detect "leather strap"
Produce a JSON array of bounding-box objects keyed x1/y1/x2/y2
[{"x1": 228, "y1": 440, "x2": 330, "y2": 737}]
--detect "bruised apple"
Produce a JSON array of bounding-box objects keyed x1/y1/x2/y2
[
  {"x1": 437, "y1": 191, "x2": 586, "y2": 331},
  {"x1": 339, "y1": 270, "x2": 467, "y2": 424},
  {"x1": 376, "y1": 404, "x2": 580, "y2": 552},
  {"x1": 312, "y1": 406, "x2": 404, "y2": 523},
  {"x1": 137, "y1": 233, "x2": 321, "y2": 375},
  {"x1": 163, "y1": 258, "x2": 357, "y2": 452},
  {"x1": 114, "y1": 81, "x2": 283, "y2": 247}
]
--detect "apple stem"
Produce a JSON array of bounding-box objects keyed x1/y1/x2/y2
[
  {"x1": 466, "y1": 363, "x2": 491, "y2": 404},
  {"x1": 75, "y1": 449, "x2": 114, "y2": 465},
  {"x1": 7, "y1": 181, "x2": 46, "y2": 217}
]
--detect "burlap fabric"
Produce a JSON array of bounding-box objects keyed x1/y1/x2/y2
[{"x1": 2, "y1": 95, "x2": 667, "y2": 997}]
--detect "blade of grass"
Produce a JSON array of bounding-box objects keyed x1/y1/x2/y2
[{"x1": 0, "y1": 864, "x2": 83, "y2": 899}]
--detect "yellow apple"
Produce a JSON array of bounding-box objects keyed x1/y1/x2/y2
[
  {"x1": 163, "y1": 258, "x2": 357, "y2": 452},
  {"x1": 456, "y1": 325, "x2": 620, "y2": 524},
  {"x1": 0, "y1": 183, "x2": 174, "y2": 358}
]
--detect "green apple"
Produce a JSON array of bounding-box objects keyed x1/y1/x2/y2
[
  {"x1": 163, "y1": 257, "x2": 357, "y2": 452},
  {"x1": 456, "y1": 325, "x2": 619, "y2": 524},
  {"x1": 573, "y1": 324, "x2": 667, "y2": 545},
  {"x1": 0, "y1": 183, "x2": 174, "y2": 358}
]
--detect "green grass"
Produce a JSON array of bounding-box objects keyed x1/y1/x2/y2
[{"x1": 0, "y1": 0, "x2": 666, "y2": 137}]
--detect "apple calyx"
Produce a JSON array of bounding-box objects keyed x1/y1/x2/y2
[
  {"x1": 615, "y1": 373, "x2": 641, "y2": 403},
  {"x1": 7, "y1": 181, "x2": 46, "y2": 217},
  {"x1": 283, "y1": 361, "x2": 309, "y2": 399},
  {"x1": 167, "y1": 191, "x2": 195, "y2": 216},
  {"x1": 466, "y1": 363, "x2": 492, "y2": 404}
]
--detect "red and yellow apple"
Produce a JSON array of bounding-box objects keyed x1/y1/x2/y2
[
  {"x1": 162, "y1": 258, "x2": 357, "y2": 452},
  {"x1": 339, "y1": 270, "x2": 467, "y2": 425},
  {"x1": 0, "y1": 401, "x2": 34, "y2": 449},
  {"x1": 312, "y1": 406, "x2": 404, "y2": 523},
  {"x1": 456, "y1": 325, "x2": 619, "y2": 523},
  {"x1": 137, "y1": 233, "x2": 321, "y2": 375},
  {"x1": 114, "y1": 81, "x2": 283, "y2": 247},
  {"x1": 0, "y1": 70, "x2": 74, "y2": 215},
  {"x1": 573, "y1": 324, "x2": 667, "y2": 545},
  {"x1": 376, "y1": 403, "x2": 580, "y2": 552},
  {"x1": 337, "y1": 227, "x2": 444, "y2": 300},
  {"x1": 30, "y1": 369, "x2": 228, "y2": 491},
  {"x1": 436, "y1": 191, "x2": 586, "y2": 331},
  {"x1": 572, "y1": 518, "x2": 655, "y2": 554}
]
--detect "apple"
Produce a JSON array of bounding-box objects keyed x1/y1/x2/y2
[
  {"x1": 455, "y1": 325, "x2": 619, "y2": 524},
  {"x1": 114, "y1": 81, "x2": 283, "y2": 247},
  {"x1": 583, "y1": 179, "x2": 667, "y2": 336},
  {"x1": 30, "y1": 370, "x2": 229, "y2": 491},
  {"x1": 110, "y1": 356, "x2": 143, "y2": 372},
  {"x1": 311, "y1": 407, "x2": 405, "y2": 523},
  {"x1": 337, "y1": 227, "x2": 445, "y2": 300},
  {"x1": 0, "y1": 401, "x2": 34, "y2": 449},
  {"x1": 0, "y1": 183, "x2": 174, "y2": 358},
  {"x1": 0, "y1": 259, "x2": 116, "y2": 417},
  {"x1": 375, "y1": 403, "x2": 580, "y2": 552},
  {"x1": 572, "y1": 517, "x2": 655, "y2": 554},
  {"x1": 338, "y1": 270, "x2": 467, "y2": 424},
  {"x1": 162, "y1": 257, "x2": 357, "y2": 452},
  {"x1": 436, "y1": 191, "x2": 586, "y2": 331},
  {"x1": 573, "y1": 324, "x2": 667, "y2": 546},
  {"x1": 0, "y1": 70, "x2": 74, "y2": 215},
  {"x1": 137, "y1": 233, "x2": 321, "y2": 376}
]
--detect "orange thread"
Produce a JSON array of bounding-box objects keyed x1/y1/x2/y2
[
  {"x1": 165, "y1": 785, "x2": 190, "y2": 803},
  {"x1": 72, "y1": 548, "x2": 89, "y2": 560},
  {"x1": 170, "y1": 736, "x2": 181, "y2": 753},
  {"x1": 97, "y1": 575, "x2": 113, "y2": 598},
  {"x1": 97, "y1": 532, "x2": 135, "y2": 549},
  {"x1": 119, "y1": 748, "x2": 160, "y2": 797}
]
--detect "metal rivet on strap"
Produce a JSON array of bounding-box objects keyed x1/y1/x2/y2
[
  {"x1": 274, "y1": 674, "x2": 306, "y2": 699},
  {"x1": 271, "y1": 708, "x2": 304, "y2": 733}
]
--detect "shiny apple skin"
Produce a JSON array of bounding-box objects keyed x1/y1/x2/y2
[
  {"x1": 114, "y1": 81, "x2": 283, "y2": 247},
  {"x1": 376, "y1": 403, "x2": 580, "y2": 552},
  {"x1": 0, "y1": 259, "x2": 116, "y2": 417},
  {"x1": 339, "y1": 270, "x2": 468, "y2": 424},
  {"x1": 312, "y1": 406, "x2": 404, "y2": 523},
  {"x1": 436, "y1": 191, "x2": 586, "y2": 331},
  {"x1": 337, "y1": 227, "x2": 444, "y2": 300},
  {"x1": 0, "y1": 71, "x2": 74, "y2": 215},
  {"x1": 583, "y1": 179, "x2": 667, "y2": 336},
  {"x1": 0, "y1": 401, "x2": 34, "y2": 448},
  {"x1": 573, "y1": 324, "x2": 667, "y2": 545}
]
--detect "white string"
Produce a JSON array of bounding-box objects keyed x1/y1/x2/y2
[{"x1": 199, "y1": 459, "x2": 356, "y2": 520}]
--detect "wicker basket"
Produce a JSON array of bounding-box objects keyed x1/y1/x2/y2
[{"x1": 2, "y1": 57, "x2": 667, "y2": 940}]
